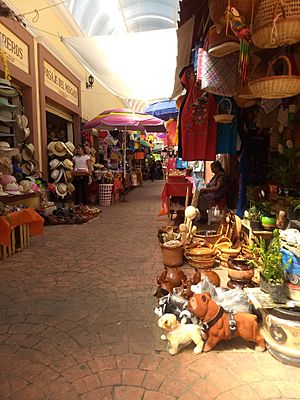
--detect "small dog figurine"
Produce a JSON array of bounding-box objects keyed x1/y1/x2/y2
[
  {"x1": 188, "y1": 293, "x2": 265, "y2": 352},
  {"x1": 158, "y1": 313, "x2": 204, "y2": 355}
]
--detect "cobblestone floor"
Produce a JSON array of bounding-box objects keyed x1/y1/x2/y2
[{"x1": 0, "y1": 180, "x2": 299, "y2": 400}]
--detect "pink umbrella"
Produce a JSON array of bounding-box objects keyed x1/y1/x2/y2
[{"x1": 83, "y1": 108, "x2": 165, "y2": 131}]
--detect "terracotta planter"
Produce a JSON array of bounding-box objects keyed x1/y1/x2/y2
[
  {"x1": 262, "y1": 307, "x2": 300, "y2": 367},
  {"x1": 157, "y1": 266, "x2": 187, "y2": 292}
]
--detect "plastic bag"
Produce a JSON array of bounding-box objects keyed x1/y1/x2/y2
[{"x1": 215, "y1": 287, "x2": 251, "y2": 313}]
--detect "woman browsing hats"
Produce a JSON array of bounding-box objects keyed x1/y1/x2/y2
[{"x1": 72, "y1": 145, "x2": 92, "y2": 206}]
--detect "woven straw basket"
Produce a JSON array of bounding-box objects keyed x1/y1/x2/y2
[
  {"x1": 209, "y1": 0, "x2": 261, "y2": 26},
  {"x1": 252, "y1": 0, "x2": 300, "y2": 48},
  {"x1": 213, "y1": 98, "x2": 235, "y2": 123},
  {"x1": 249, "y1": 55, "x2": 300, "y2": 99}
]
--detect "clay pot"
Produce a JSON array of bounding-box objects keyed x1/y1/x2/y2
[
  {"x1": 194, "y1": 230, "x2": 222, "y2": 245},
  {"x1": 161, "y1": 244, "x2": 183, "y2": 267},
  {"x1": 228, "y1": 257, "x2": 254, "y2": 281},
  {"x1": 157, "y1": 266, "x2": 187, "y2": 292}
]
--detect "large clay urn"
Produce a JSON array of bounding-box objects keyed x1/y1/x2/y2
[{"x1": 157, "y1": 266, "x2": 187, "y2": 292}]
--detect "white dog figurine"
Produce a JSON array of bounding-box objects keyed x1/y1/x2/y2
[{"x1": 158, "y1": 313, "x2": 204, "y2": 355}]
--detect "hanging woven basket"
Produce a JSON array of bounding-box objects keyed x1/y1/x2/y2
[
  {"x1": 209, "y1": 0, "x2": 261, "y2": 26},
  {"x1": 248, "y1": 55, "x2": 300, "y2": 99},
  {"x1": 252, "y1": 0, "x2": 300, "y2": 48},
  {"x1": 213, "y1": 97, "x2": 235, "y2": 123},
  {"x1": 207, "y1": 25, "x2": 240, "y2": 58}
]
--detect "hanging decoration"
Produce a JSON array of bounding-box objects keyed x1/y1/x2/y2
[{"x1": 225, "y1": 1, "x2": 252, "y2": 83}]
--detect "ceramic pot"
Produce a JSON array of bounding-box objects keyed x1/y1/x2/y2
[
  {"x1": 161, "y1": 245, "x2": 183, "y2": 267},
  {"x1": 228, "y1": 257, "x2": 254, "y2": 281},
  {"x1": 157, "y1": 266, "x2": 187, "y2": 292},
  {"x1": 260, "y1": 275, "x2": 287, "y2": 304},
  {"x1": 194, "y1": 230, "x2": 222, "y2": 245},
  {"x1": 262, "y1": 307, "x2": 300, "y2": 367},
  {"x1": 227, "y1": 278, "x2": 256, "y2": 289}
]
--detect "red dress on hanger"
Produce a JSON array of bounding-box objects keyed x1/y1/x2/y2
[{"x1": 178, "y1": 65, "x2": 217, "y2": 161}]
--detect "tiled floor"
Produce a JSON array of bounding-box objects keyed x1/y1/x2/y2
[{"x1": 0, "y1": 180, "x2": 299, "y2": 400}]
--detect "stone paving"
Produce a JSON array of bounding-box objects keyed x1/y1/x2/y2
[{"x1": 0, "y1": 180, "x2": 299, "y2": 400}]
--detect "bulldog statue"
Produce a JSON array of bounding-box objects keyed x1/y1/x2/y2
[{"x1": 188, "y1": 293, "x2": 265, "y2": 352}]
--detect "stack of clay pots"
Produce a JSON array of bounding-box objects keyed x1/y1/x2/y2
[
  {"x1": 48, "y1": 141, "x2": 75, "y2": 198},
  {"x1": 184, "y1": 245, "x2": 220, "y2": 286}
]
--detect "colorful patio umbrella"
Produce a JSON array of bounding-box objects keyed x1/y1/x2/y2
[
  {"x1": 143, "y1": 99, "x2": 178, "y2": 121},
  {"x1": 83, "y1": 108, "x2": 165, "y2": 131}
]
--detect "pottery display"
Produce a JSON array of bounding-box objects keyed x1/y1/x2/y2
[
  {"x1": 262, "y1": 307, "x2": 300, "y2": 367},
  {"x1": 226, "y1": 257, "x2": 256, "y2": 289},
  {"x1": 194, "y1": 230, "x2": 222, "y2": 245}
]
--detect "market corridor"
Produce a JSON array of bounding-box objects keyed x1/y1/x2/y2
[{"x1": 0, "y1": 181, "x2": 299, "y2": 400}]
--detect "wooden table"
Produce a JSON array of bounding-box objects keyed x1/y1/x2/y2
[{"x1": 159, "y1": 180, "x2": 193, "y2": 216}]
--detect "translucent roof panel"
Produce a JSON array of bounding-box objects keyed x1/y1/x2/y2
[{"x1": 64, "y1": 0, "x2": 181, "y2": 36}]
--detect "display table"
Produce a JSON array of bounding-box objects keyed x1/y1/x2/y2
[
  {"x1": 0, "y1": 208, "x2": 44, "y2": 259},
  {"x1": 159, "y1": 180, "x2": 193, "y2": 216},
  {"x1": 0, "y1": 193, "x2": 41, "y2": 210}
]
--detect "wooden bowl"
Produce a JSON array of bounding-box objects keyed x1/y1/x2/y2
[{"x1": 185, "y1": 246, "x2": 216, "y2": 258}]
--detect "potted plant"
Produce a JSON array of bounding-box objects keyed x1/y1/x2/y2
[
  {"x1": 248, "y1": 229, "x2": 291, "y2": 303},
  {"x1": 247, "y1": 205, "x2": 263, "y2": 230}
]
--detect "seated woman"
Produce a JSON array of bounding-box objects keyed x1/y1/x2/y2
[{"x1": 192, "y1": 161, "x2": 229, "y2": 221}]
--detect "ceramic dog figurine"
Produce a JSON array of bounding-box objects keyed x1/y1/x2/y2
[
  {"x1": 158, "y1": 313, "x2": 204, "y2": 355},
  {"x1": 188, "y1": 293, "x2": 265, "y2": 352}
]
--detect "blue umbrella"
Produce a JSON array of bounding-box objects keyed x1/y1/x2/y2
[{"x1": 143, "y1": 99, "x2": 178, "y2": 121}]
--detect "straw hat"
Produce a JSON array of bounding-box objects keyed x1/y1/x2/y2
[
  {"x1": 0, "y1": 183, "x2": 9, "y2": 196},
  {"x1": 0, "y1": 78, "x2": 19, "y2": 97},
  {"x1": 55, "y1": 182, "x2": 68, "y2": 198},
  {"x1": 0, "y1": 97, "x2": 19, "y2": 111},
  {"x1": 49, "y1": 158, "x2": 61, "y2": 170},
  {"x1": 21, "y1": 161, "x2": 35, "y2": 175},
  {"x1": 52, "y1": 141, "x2": 67, "y2": 157},
  {"x1": 16, "y1": 126, "x2": 30, "y2": 142},
  {"x1": 19, "y1": 179, "x2": 33, "y2": 193},
  {"x1": 65, "y1": 141, "x2": 75, "y2": 156},
  {"x1": 21, "y1": 143, "x2": 35, "y2": 161},
  {"x1": 62, "y1": 158, "x2": 73, "y2": 170},
  {"x1": 67, "y1": 182, "x2": 75, "y2": 193},
  {"x1": 64, "y1": 169, "x2": 73, "y2": 182},
  {"x1": 0, "y1": 141, "x2": 20, "y2": 157},
  {"x1": 5, "y1": 182, "x2": 22, "y2": 195},
  {"x1": 0, "y1": 113, "x2": 16, "y2": 126},
  {"x1": 51, "y1": 168, "x2": 64, "y2": 183}
]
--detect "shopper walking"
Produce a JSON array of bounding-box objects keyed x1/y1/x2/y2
[
  {"x1": 72, "y1": 145, "x2": 92, "y2": 206},
  {"x1": 149, "y1": 159, "x2": 156, "y2": 182}
]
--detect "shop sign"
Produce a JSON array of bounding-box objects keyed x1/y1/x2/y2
[
  {"x1": 0, "y1": 23, "x2": 29, "y2": 73},
  {"x1": 44, "y1": 61, "x2": 79, "y2": 106}
]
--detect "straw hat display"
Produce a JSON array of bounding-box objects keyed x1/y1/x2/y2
[
  {"x1": 48, "y1": 140, "x2": 75, "y2": 198},
  {"x1": 19, "y1": 179, "x2": 33, "y2": 193}
]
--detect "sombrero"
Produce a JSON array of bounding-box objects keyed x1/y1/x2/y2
[
  {"x1": 51, "y1": 168, "x2": 63, "y2": 183},
  {"x1": 55, "y1": 182, "x2": 68, "y2": 198},
  {"x1": 16, "y1": 126, "x2": 30, "y2": 142},
  {"x1": 0, "y1": 141, "x2": 20, "y2": 157},
  {"x1": 67, "y1": 182, "x2": 75, "y2": 193},
  {"x1": 0, "y1": 97, "x2": 19, "y2": 111},
  {"x1": 19, "y1": 179, "x2": 33, "y2": 193},
  {"x1": 21, "y1": 161, "x2": 35, "y2": 175},
  {"x1": 64, "y1": 170, "x2": 73, "y2": 182},
  {"x1": 5, "y1": 182, "x2": 22, "y2": 195},
  {"x1": 65, "y1": 141, "x2": 75, "y2": 156},
  {"x1": 21, "y1": 143, "x2": 35, "y2": 161},
  {"x1": 0, "y1": 183, "x2": 9, "y2": 196},
  {"x1": 62, "y1": 158, "x2": 73, "y2": 170},
  {"x1": 0, "y1": 78, "x2": 19, "y2": 97},
  {"x1": 52, "y1": 141, "x2": 67, "y2": 157},
  {"x1": 49, "y1": 158, "x2": 61, "y2": 170}
]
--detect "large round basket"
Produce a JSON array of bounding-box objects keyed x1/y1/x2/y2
[
  {"x1": 249, "y1": 56, "x2": 300, "y2": 99},
  {"x1": 252, "y1": 0, "x2": 300, "y2": 48},
  {"x1": 209, "y1": 0, "x2": 261, "y2": 26}
]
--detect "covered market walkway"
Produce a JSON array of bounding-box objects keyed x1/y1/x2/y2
[{"x1": 0, "y1": 181, "x2": 299, "y2": 400}]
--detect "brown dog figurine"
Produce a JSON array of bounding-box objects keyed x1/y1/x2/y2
[{"x1": 188, "y1": 292, "x2": 265, "y2": 352}]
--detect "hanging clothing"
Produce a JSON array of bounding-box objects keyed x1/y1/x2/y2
[
  {"x1": 166, "y1": 118, "x2": 177, "y2": 146},
  {"x1": 178, "y1": 65, "x2": 217, "y2": 161}
]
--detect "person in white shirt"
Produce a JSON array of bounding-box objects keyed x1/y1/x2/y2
[{"x1": 72, "y1": 145, "x2": 92, "y2": 206}]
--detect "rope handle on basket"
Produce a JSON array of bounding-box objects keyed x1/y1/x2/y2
[
  {"x1": 266, "y1": 55, "x2": 292, "y2": 78},
  {"x1": 217, "y1": 97, "x2": 232, "y2": 115}
]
